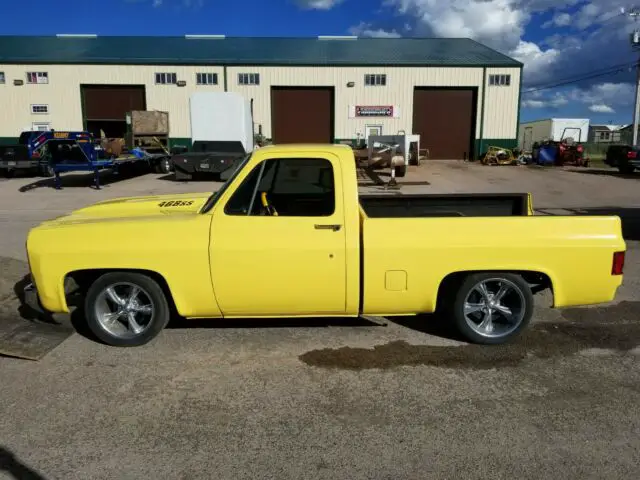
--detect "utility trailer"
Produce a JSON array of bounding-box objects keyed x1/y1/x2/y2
[
  {"x1": 172, "y1": 92, "x2": 254, "y2": 181},
  {"x1": 124, "y1": 110, "x2": 173, "y2": 174},
  {"x1": 17, "y1": 130, "x2": 158, "y2": 189}
]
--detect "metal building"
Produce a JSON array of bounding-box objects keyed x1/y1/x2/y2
[{"x1": 0, "y1": 35, "x2": 523, "y2": 159}]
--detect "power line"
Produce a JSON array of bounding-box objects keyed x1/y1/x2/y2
[
  {"x1": 522, "y1": 61, "x2": 637, "y2": 94},
  {"x1": 523, "y1": 61, "x2": 637, "y2": 91}
]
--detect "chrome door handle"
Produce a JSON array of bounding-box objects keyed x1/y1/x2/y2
[{"x1": 314, "y1": 224, "x2": 342, "y2": 232}]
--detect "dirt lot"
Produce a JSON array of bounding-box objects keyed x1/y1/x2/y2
[{"x1": 0, "y1": 161, "x2": 639, "y2": 480}]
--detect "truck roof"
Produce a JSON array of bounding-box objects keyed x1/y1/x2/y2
[{"x1": 259, "y1": 143, "x2": 352, "y2": 154}]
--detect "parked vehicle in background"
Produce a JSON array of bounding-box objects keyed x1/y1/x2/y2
[
  {"x1": 0, "y1": 131, "x2": 53, "y2": 177},
  {"x1": 604, "y1": 144, "x2": 640, "y2": 174},
  {"x1": 172, "y1": 92, "x2": 254, "y2": 181},
  {"x1": 24, "y1": 144, "x2": 626, "y2": 348}
]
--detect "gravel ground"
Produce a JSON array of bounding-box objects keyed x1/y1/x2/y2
[{"x1": 0, "y1": 162, "x2": 639, "y2": 480}]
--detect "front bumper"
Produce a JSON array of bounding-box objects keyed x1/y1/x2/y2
[{"x1": 0, "y1": 160, "x2": 40, "y2": 170}]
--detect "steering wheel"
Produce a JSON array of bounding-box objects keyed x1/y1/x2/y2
[{"x1": 260, "y1": 192, "x2": 278, "y2": 216}]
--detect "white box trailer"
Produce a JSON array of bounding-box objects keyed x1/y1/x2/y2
[
  {"x1": 518, "y1": 118, "x2": 590, "y2": 152},
  {"x1": 172, "y1": 92, "x2": 255, "y2": 181},
  {"x1": 189, "y1": 91, "x2": 254, "y2": 152}
]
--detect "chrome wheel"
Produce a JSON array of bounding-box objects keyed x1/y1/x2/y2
[
  {"x1": 463, "y1": 278, "x2": 526, "y2": 339},
  {"x1": 94, "y1": 282, "x2": 154, "y2": 339}
]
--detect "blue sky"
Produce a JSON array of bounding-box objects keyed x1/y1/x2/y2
[{"x1": 2, "y1": 0, "x2": 637, "y2": 126}]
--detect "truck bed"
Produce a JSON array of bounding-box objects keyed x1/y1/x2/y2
[{"x1": 359, "y1": 193, "x2": 530, "y2": 218}]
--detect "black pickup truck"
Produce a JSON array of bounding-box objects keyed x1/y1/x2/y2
[
  {"x1": 604, "y1": 144, "x2": 640, "y2": 174},
  {"x1": 0, "y1": 131, "x2": 52, "y2": 177},
  {"x1": 171, "y1": 140, "x2": 247, "y2": 181}
]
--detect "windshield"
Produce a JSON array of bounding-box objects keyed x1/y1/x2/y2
[{"x1": 200, "y1": 152, "x2": 253, "y2": 214}]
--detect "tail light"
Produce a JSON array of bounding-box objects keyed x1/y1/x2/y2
[
  {"x1": 576, "y1": 145, "x2": 584, "y2": 153},
  {"x1": 627, "y1": 151, "x2": 637, "y2": 159},
  {"x1": 31, "y1": 151, "x2": 40, "y2": 159},
  {"x1": 612, "y1": 251, "x2": 625, "y2": 275}
]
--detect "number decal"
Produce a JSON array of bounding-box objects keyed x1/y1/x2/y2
[
  {"x1": 158, "y1": 200, "x2": 194, "y2": 207},
  {"x1": 53, "y1": 132, "x2": 69, "y2": 139}
]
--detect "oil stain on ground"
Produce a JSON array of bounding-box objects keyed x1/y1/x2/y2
[{"x1": 299, "y1": 301, "x2": 640, "y2": 371}]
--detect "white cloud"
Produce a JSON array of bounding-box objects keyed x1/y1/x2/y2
[
  {"x1": 521, "y1": 92, "x2": 568, "y2": 109},
  {"x1": 521, "y1": 99, "x2": 547, "y2": 108},
  {"x1": 349, "y1": 22, "x2": 401, "y2": 38},
  {"x1": 510, "y1": 40, "x2": 560, "y2": 84},
  {"x1": 569, "y1": 82, "x2": 635, "y2": 105},
  {"x1": 589, "y1": 104, "x2": 615, "y2": 113},
  {"x1": 522, "y1": 82, "x2": 633, "y2": 114},
  {"x1": 542, "y1": 12, "x2": 571, "y2": 28},
  {"x1": 295, "y1": 0, "x2": 343, "y2": 9},
  {"x1": 376, "y1": 0, "x2": 636, "y2": 91}
]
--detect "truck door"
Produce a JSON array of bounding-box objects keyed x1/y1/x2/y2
[{"x1": 210, "y1": 153, "x2": 347, "y2": 316}]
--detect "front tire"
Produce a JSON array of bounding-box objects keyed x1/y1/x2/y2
[
  {"x1": 449, "y1": 272, "x2": 534, "y2": 345},
  {"x1": 84, "y1": 272, "x2": 170, "y2": 347}
]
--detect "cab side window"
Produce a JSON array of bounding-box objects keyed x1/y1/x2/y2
[{"x1": 224, "y1": 158, "x2": 335, "y2": 217}]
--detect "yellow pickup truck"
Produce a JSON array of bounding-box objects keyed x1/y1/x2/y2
[{"x1": 25, "y1": 144, "x2": 626, "y2": 347}]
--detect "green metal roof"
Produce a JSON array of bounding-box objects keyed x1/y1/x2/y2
[{"x1": 0, "y1": 35, "x2": 522, "y2": 67}]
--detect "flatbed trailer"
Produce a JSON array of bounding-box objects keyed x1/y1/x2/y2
[
  {"x1": 51, "y1": 155, "x2": 151, "y2": 189},
  {"x1": 13, "y1": 130, "x2": 157, "y2": 189}
]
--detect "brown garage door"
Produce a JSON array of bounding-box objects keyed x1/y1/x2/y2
[
  {"x1": 81, "y1": 85, "x2": 146, "y2": 121},
  {"x1": 271, "y1": 87, "x2": 334, "y2": 144},
  {"x1": 413, "y1": 88, "x2": 477, "y2": 160}
]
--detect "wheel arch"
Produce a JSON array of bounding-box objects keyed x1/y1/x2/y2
[
  {"x1": 64, "y1": 268, "x2": 178, "y2": 314},
  {"x1": 434, "y1": 269, "x2": 555, "y2": 312}
]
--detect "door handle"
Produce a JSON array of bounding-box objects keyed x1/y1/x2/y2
[{"x1": 314, "y1": 224, "x2": 342, "y2": 232}]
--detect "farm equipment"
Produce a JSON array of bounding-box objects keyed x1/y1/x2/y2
[
  {"x1": 352, "y1": 132, "x2": 423, "y2": 184},
  {"x1": 531, "y1": 128, "x2": 589, "y2": 167},
  {"x1": 481, "y1": 146, "x2": 518, "y2": 165}
]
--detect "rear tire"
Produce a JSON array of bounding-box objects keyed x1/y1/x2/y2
[
  {"x1": 448, "y1": 272, "x2": 534, "y2": 345},
  {"x1": 159, "y1": 157, "x2": 172, "y2": 174},
  {"x1": 618, "y1": 164, "x2": 635, "y2": 174},
  {"x1": 84, "y1": 272, "x2": 171, "y2": 347},
  {"x1": 395, "y1": 165, "x2": 407, "y2": 178}
]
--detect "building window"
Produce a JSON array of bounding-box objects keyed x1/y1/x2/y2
[
  {"x1": 32, "y1": 122, "x2": 50, "y2": 131},
  {"x1": 0, "y1": 72, "x2": 5, "y2": 84},
  {"x1": 155, "y1": 73, "x2": 177, "y2": 85},
  {"x1": 26, "y1": 72, "x2": 48, "y2": 84},
  {"x1": 599, "y1": 131, "x2": 610, "y2": 141},
  {"x1": 238, "y1": 73, "x2": 260, "y2": 85},
  {"x1": 31, "y1": 104, "x2": 49, "y2": 114},
  {"x1": 489, "y1": 74, "x2": 511, "y2": 86},
  {"x1": 364, "y1": 74, "x2": 386, "y2": 86},
  {"x1": 196, "y1": 73, "x2": 218, "y2": 85}
]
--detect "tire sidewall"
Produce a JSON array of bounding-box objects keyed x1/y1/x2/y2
[
  {"x1": 84, "y1": 272, "x2": 170, "y2": 347},
  {"x1": 160, "y1": 158, "x2": 171, "y2": 174},
  {"x1": 451, "y1": 272, "x2": 534, "y2": 345}
]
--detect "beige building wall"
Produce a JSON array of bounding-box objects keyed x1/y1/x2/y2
[
  {"x1": 226, "y1": 66, "x2": 487, "y2": 140},
  {"x1": 0, "y1": 64, "x2": 224, "y2": 138},
  {"x1": 483, "y1": 67, "x2": 521, "y2": 139},
  {"x1": 0, "y1": 63, "x2": 521, "y2": 141}
]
